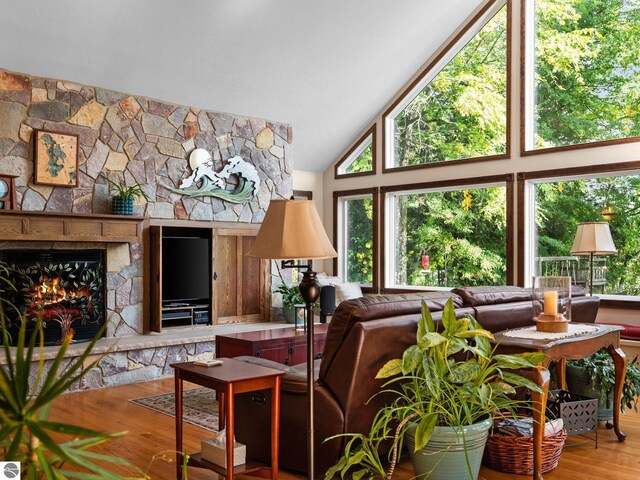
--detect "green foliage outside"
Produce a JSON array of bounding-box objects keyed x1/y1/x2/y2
[
  {"x1": 345, "y1": 197, "x2": 373, "y2": 283},
  {"x1": 536, "y1": 175, "x2": 640, "y2": 295},
  {"x1": 533, "y1": 0, "x2": 640, "y2": 148},
  {"x1": 395, "y1": 187, "x2": 507, "y2": 287},
  {"x1": 393, "y1": 5, "x2": 507, "y2": 166},
  {"x1": 344, "y1": 143, "x2": 373, "y2": 174}
]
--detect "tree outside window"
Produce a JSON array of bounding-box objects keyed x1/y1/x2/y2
[
  {"x1": 388, "y1": 186, "x2": 507, "y2": 288},
  {"x1": 390, "y1": 2, "x2": 507, "y2": 168},
  {"x1": 527, "y1": 0, "x2": 640, "y2": 150}
]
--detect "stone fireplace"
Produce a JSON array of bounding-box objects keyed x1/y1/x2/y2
[{"x1": 0, "y1": 248, "x2": 106, "y2": 345}]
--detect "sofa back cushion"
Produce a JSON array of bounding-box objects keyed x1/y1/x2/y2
[
  {"x1": 452, "y1": 286, "x2": 532, "y2": 306},
  {"x1": 318, "y1": 292, "x2": 463, "y2": 383},
  {"x1": 453, "y1": 285, "x2": 588, "y2": 308}
]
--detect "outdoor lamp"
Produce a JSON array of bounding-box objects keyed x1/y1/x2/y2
[
  {"x1": 248, "y1": 199, "x2": 337, "y2": 479},
  {"x1": 570, "y1": 221, "x2": 617, "y2": 296}
]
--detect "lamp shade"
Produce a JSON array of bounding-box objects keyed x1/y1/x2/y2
[
  {"x1": 248, "y1": 199, "x2": 337, "y2": 260},
  {"x1": 570, "y1": 222, "x2": 617, "y2": 255}
]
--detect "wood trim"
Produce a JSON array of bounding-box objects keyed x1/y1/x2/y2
[
  {"x1": 382, "y1": 0, "x2": 510, "y2": 173},
  {"x1": 0, "y1": 210, "x2": 144, "y2": 243},
  {"x1": 380, "y1": 174, "x2": 514, "y2": 290},
  {"x1": 334, "y1": 125, "x2": 377, "y2": 179},
  {"x1": 506, "y1": 172, "x2": 515, "y2": 285},
  {"x1": 522, "y1": 136, "x2": 640, "y2": 157},
  {"x1": 236, "y1": 236, "x2": 243, "y2": 316},
  {"x1": 332, "y1": 187, "x2": 379, "y2": 292},
  {"x1": 516, "y1": 160, "x2": 640, "y2": 287},
  {"x1": 520, "y1": 0, "x2": 527, "y2": 156},
  {"x1": 149, "y1": 225, "x2": 162, "y2": 332},
  {"x1": 516, "y1": 172, "x2": 526, "y2": 286},
  {"x1": 381, "y1": 173, "x2": 514, "y2": 194},
  {"x1": 519, "y1": 160, "x2": 640, "y2": 181},
  {"x1": 381, "y1": 153, "x2": 510, "y2": 174}
]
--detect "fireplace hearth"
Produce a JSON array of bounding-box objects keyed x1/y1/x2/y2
[{"x1": 0, "y1": 250, "x2": 106, "y2": 345}]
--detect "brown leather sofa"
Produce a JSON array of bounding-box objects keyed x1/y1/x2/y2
[{"x1": 233, "y1": 286, "x2": 599, "y2": 475}]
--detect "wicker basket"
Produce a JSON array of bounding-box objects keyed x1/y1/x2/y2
[{"x1": 482, "y1": 427, "x2": 567, "y2": 475}]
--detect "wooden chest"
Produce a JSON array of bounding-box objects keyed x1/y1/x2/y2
[{"x1": 215, "y1": 324, "x2": 328, "y2": 366}]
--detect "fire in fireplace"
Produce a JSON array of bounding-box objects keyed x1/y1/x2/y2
[{"x1": 0, "y1": 250, "x2": 106, "y2": 345}]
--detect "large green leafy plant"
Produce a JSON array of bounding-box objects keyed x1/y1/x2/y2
[
  {"x1": 326, "y1": 298, "x2": 545, "y2": 480},
  {"x1": 568, "y1": 350, "x2": 640, "y2": 413},
  {"x1": 0, "y1": 263, "x2": 180, "y2": 479}
]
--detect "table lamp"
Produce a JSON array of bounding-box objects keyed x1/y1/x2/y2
[
  {"x1": 248, "y1": 199, "x2": 337, "y2": 479},
  {"x1": 570, "y1": 222, "x2": 617, "y2": 295}
]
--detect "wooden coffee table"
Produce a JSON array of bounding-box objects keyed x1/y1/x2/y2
[
  {"x1": 492, "y1": 324, "x2": 626, "y2": 480},
  {"x1": 171, "y1": 358, "x2": 284, "y2": 480}
]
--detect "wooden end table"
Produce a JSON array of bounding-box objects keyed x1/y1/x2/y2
[
  {"x1": 492, "y1": 324, "x2": 626, "y2": 480},
  {"x1": 171, "y1": 358, "x2": 284, "y2": 480}
]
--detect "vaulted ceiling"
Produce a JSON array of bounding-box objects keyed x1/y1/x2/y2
[{"x1": 0, "y1": 0, "x2": 481, "y2": 172}]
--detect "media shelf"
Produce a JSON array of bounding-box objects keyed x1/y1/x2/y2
[{"x1": 162, "y1": 303, "x2": 210, "y2": 328}]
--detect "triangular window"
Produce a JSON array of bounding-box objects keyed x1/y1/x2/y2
[
  {"x1": 335, "y1": 126, "x2": 376, "y2": 178},
  {"x1": 385, "y1": 0, "x2": 508, "y2": 169}
]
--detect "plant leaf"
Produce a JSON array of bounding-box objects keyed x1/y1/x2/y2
[
  {"x1": 414, "y1": 413, "x2": 437, "y2": 451},
  {"x1": 376, "y1": 359, "x2": 402, "y2": 379}
]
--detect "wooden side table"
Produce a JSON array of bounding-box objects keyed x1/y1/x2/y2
[
  {"x1": 492, "y1": 324, "x2": 626, "y2": 480},
  {"x1": 171, "y1": 358, "x2": 284, "y2": 480}
]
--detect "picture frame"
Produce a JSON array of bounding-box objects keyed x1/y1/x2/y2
[{"x1": 33, "y1": 130, "x2": 79, "y2": 187}]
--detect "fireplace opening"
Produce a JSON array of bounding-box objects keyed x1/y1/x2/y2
[{"x1": 0, "y1": 250, "x2": 106, "y2": 346}]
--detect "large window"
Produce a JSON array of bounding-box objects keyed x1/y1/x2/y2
[
  {"x1": 524, "y1": 170, "x2": 640, "y2": 296},
  {"x1": 334, "y1": 189, "x2": 377, "y2": 287},
  {"x1": 524, "y1": 0, "x2": 640, "y2": 152},
  {"x1": 385, "y1": 0, "x2": 508, "y2": 170},
  {"x1": 384, "y1": 181, "x2": 509, "y2": 289}
]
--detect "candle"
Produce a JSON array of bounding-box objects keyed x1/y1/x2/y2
[{"x1": 543, "y1": 290, "x2": 558, "y2": 315}]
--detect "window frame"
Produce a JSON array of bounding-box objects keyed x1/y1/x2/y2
[
  {"x1": 380, "y1": 174, "x2": 515, "y2": 292},
  {"x1": 334, "y1": 125, "x2": 377, "y2": 179},
  {"x1": 517, "y1": 161, "x2": 640, "y2": 307},
  {"x1": 520, "y1": 0, "x2": 640, "y2": 156},
  {"x1": 382, "y1": 0, "x2": 511, "y2": 173},
  {"x1": 333, "y1": 187, "x2": 379, "y2": 292}
]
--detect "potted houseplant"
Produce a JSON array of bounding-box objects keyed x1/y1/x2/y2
[
  {"x1": 566, "y1": 350, "x2": 640, "y2": 421},
  {"x1": 102, "y1": 174, "x2": 148, "y2": 215},
  {"x1": 274, "y1": 282, "x2": 304, "y2": 323},
  {"x1": 326, "y1": 298, "x2": 545, "y2": 480}
]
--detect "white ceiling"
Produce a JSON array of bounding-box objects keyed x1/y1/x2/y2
[{"x1": 0, "y1": 0, "x2": 481, "y2": 173}]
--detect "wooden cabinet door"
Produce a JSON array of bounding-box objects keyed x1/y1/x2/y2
[{"x1": 214, "y1": 231, "x2": 267, "y2": 324}]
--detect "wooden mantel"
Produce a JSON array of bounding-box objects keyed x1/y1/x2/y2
[{"x1": 0, "y1": 210, "x2": 144, "y2": 243}]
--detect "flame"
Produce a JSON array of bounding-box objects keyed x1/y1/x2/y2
[{"x1": 29, "y1": 277, "x2": 89, "y2": 307}]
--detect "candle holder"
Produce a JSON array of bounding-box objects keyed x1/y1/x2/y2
[{"x1": 532, "y1": 276, "x2": 571, "y2": 333}]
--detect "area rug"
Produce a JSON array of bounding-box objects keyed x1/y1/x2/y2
[{"x1": 130, "y1": 387, "x2": 218, "y2": 431}]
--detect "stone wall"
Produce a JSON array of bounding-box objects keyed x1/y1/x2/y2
[
  {"x1": 0, "y1": 68, "x2": 293, "y2": 339},
  {"x1": 0, "y1": 68, "x2": 293, "y2": 219}
]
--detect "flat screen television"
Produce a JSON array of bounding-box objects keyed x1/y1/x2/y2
[{"x1": 162, "y1": 236, "x2": 211, "y2": 303}]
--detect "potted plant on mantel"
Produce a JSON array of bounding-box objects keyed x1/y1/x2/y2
[
  {"x1": 102, "y1": 174, "x2": 148, "y2": 215},
  {"x1": 325, "y1": 298, "x2": 546, "y2": 480}
]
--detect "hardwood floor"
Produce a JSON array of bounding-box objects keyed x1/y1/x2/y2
[{"x1": 50, "y1": 377, "x2": 640, "y2": 479}]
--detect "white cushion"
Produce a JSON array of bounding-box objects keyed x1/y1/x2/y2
[{"x1": 334, "y1": 281, "x2": 363, "y2": 303}]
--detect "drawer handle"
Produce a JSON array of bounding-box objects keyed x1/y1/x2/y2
[
  {"x1": 255, "y1": 351, "x2": 262, "y2": 357},
  {"x1": 251, "y1": 392, "x2": 266, "y2": 405}
]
